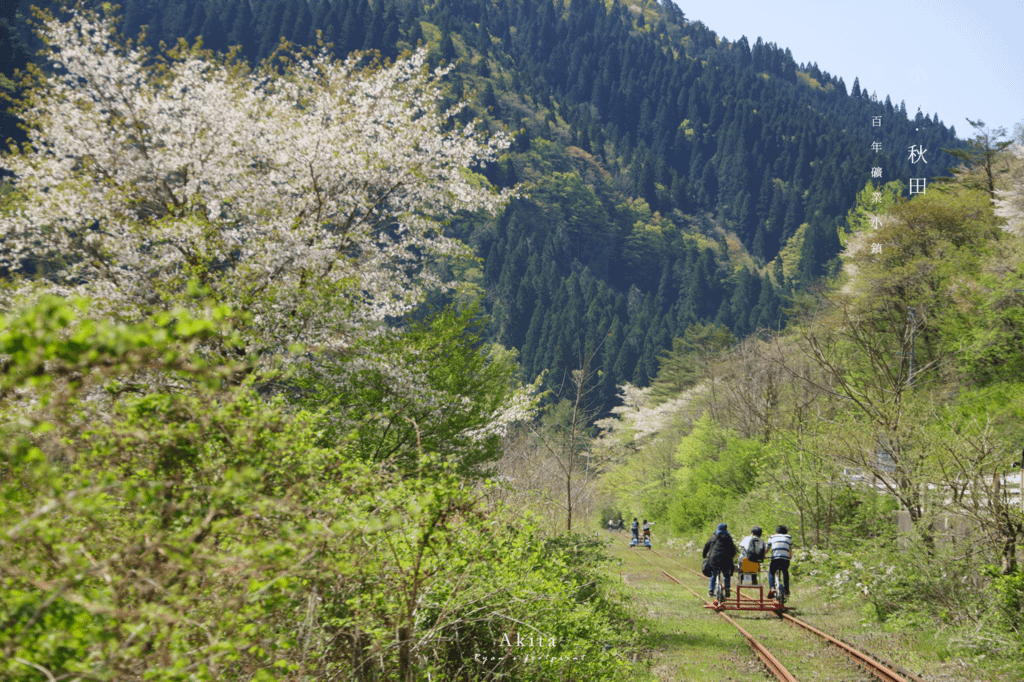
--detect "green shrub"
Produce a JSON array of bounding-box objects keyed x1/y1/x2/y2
[
  {"x1": 987, "y1": 567, "x2": 1024, "y2": 642},
  {"x1": 0, "y1": 296, "x2": 643, "y2": 681},
  {"x1": 667, "y1": 414, "x2": 761, "y2": 533}
]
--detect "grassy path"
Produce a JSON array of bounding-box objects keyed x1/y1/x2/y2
[
  {"x1": 608, "y1": 533, "x2": 903, "y2": 681},
  {"x1": 605, "y1": 531, "x2": 1016, "y2": 682},
  {"x1": 605, "y1": 533, "x2": 756, "y2": 680}
]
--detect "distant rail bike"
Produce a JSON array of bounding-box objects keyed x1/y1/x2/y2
[{"x1": 629, "y1": 534, "x2": 652, "y2": 549}]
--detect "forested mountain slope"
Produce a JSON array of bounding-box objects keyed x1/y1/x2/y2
[{"x1": 1, "y1": 0, "x2": 962, "y2": 410}]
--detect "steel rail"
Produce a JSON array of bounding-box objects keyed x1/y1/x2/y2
[
  {"x1": 621, "y1": 538, "x2": 800, "y2": 682},
  {"x1": 779, "y1": 613, "x2": 924, "y2": 682},
  {"x1": 645, "y1": 545, "x2": 925, "y2": 682},
  {"x1": 720, "y1": 611, "x2": 799, "y2": 682}
]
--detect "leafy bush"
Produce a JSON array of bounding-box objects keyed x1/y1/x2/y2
[
  {"x1": 0, "y1": 296, "x2": 642, "y2": 681},
  {"x1": 795, "y1": 542, "x2": 1024, "y2": 658},
  {"x1": 667, "y1": 414, "x2": 761, "y2": 533},
  {"x1": 986, "y1": 566, "x2": 1024, "y2": 645},
  {"x1": 794, "y1": 539, "x2": 982, "y2": 626}
]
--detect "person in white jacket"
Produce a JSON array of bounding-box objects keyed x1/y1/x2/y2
[{"x1": 738, "y1": 526, "x2": 766, "y2": 584}]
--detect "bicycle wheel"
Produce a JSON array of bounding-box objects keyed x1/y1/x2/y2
[
  {"x1": 715, "y1": 573, "x2": 725, "y2": 604},
  {"x1": 773, "y1": 570, "x2": 786, "y2": 606}
]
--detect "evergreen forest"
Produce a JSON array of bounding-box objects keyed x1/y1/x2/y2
[{"x1": 1, "y1": 0, "x2": 964, "y2": 410}]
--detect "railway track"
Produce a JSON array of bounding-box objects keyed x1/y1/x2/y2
[
  {"x1": 618, "y1": 536, "x2": 926, "y2": 682},
  {"x1": 645, "y1": 547, "x2": 927, "y2": 682}
]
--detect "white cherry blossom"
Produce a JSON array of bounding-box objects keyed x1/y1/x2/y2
[{"x1": 1, "y1": 11, "x2": 512, "y2": 358}]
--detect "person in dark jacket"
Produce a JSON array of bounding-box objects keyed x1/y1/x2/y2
[
  {"x1": 702, "y1": 522, "x2": 738, "y2": 598},
  {"x1": 630, "y1": 517, "x2": 639, "y2": 542}
]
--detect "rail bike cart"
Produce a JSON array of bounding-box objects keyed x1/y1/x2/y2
[
  {"x1": 704, "y1": 558, "x2": 788, "y2": 613},
  {"x1": 629, "y1": 535, "x2": 652, "y2": 549}
]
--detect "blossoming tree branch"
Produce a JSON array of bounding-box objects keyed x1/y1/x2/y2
[{"x1": 1, "y1": 10, "x2": 513, "y2": 358}]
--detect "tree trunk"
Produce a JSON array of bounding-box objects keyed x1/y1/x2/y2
[
  {"x1": 1001, "y1": 537, "x2": 1017, "y2": 575},
  {"x1": 566, "y1": 472, "x2": 572, "y2": 531},
  {"x1": 798, "y1": 506, "x2": 806, "y2": 548},
  {"x1": 351, "y1": 628, "x2": 374, "y2": 682},
  {"x1": 813, "y1": 483, "x2": 821, "y2": 547},
  {"x1": 397, "y1": 626, "x2": 412, "y2": 682}
]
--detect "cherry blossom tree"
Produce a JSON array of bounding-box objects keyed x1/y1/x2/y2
[
  {"x1": 993, "y1": 131, "x2": 1024, "y2": 236},
  {"x1": 1, "y1": 10, "x2": 512, "y2": 358}
]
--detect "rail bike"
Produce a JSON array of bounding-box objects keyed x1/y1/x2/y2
[
  {"x1": 629, "y1": 534, "x2": 652, "y2": 549},
  {"x1": 704, "y1": 558, "x2": 789, "y2": 613}
]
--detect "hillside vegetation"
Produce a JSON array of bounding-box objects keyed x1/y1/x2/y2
[
  {"x1": 593, "y1": 128, "x2": 1024, "y2": 675},
  {"x1": 2, "y1": 1, "x2": 1021, "y2": 680},
  {"x1": 2, "y1": 0, "x2": 963, "y2": 410}
]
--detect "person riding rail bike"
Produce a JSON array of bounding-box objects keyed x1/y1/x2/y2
[
  {"x1": 766, "y1": 525, "x2": 793, "y2": 599},
  {"x1": 738, "y1": 526, "x2": 767, "y2": 585},
  {"x1": 702, "y1": 523, "x2": 737, "y2": 599}
]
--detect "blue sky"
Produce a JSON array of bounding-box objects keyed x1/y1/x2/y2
[{"x1": 674, "y1": 0, "x2": 1024, "y2": 140}]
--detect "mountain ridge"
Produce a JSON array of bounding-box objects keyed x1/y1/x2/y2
[{"x1": 0, "y1": 0, "x2": 964, "y2": 410}]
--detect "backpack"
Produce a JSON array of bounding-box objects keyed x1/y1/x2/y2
[
  {"x1": 747, "y1": 537, "x2": 766, "y2": 563},
  {"x1": 702, "y1": 535, "x2": 717, "y2": 576}
]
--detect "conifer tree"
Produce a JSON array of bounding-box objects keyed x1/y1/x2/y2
[
  {"x1": 941, "y1": 119, "x2": 1015, "y2": 198},
  {"x1": 227, "y1": 0, "x2": 256, "y2": 58},
  {"x1": 256, "y1": 0, "x2": 289, "y2": 57},
  {"x1": 291, "y1": 0, "x2": 313, "y2": 47},
  {"x1": 364, "y1": 0, "x2": 385, "y2": 49},
  {"x1": 340, "y1": 0, "x2": 367, "y2": 54}
]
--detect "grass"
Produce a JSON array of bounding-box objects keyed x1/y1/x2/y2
[
  {"x1": 600, "y1": 530, "x2": 1021, "y2": 682},
  {"x1": 604, "y1": 533, "x2": 770, "y2": 681}
]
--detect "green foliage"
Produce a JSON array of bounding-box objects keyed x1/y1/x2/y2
[
  {"x1": 798, "y1": 546, "x2": 1024, "y2": 658},
  {"x1": 824, "y1": 487, "x2": 899, "y2": 548},
  {"x1": 598, "y1": 421, "x2": 681, "y2": 524},
  {"x1": 678, "y1": 321, "x2": 735, "y2": 360},
  {"x1": 946, "y1": 383, "x2": 1024, "y2": 443},
  {"x1": 292, "y1": 303, "x2": 534, "y2": 477},
  {"x1": 777, "y1": 222, "x2": 808, "y2": 287},
  {"x1": 849, "y1": 183, "x2": 1000, "y2": 306},
  {"x1": 940, "y1": 119, "x2": 1015, "y2": 198},
  {"x1": 0, "y1": 295, "x2": 640, "y2": 681},
  {"x1": 600, "y1": 506, "x2": 624, "y2": 524},
  {"x1": 940, "y1": 243, "x2": 1024, "y2": 386},
  {"x1": 0, "y1": 294, "x2": 246, "y2": 396},
  {"x1": 986, "y1": 567, "x2": 1024, "y2": 640},
  {"x1": 840, "y1": 179, "x2": 904, "y2": 246},
  {"x1": 415, "y1": 525, "x2": 642, "y2": 680},
  {"x1": 834, "y1": 181, "x2": 1004, "y2": 390},
  {"x1": 796, "y1": 541, "x2": 982, "y2": 629},
  {"x1": 667, "y1": 414, "x2": 761, "y2": 532},
  {"x1": 649, "y1": 336, "x2": 699, "y2": 403}
]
